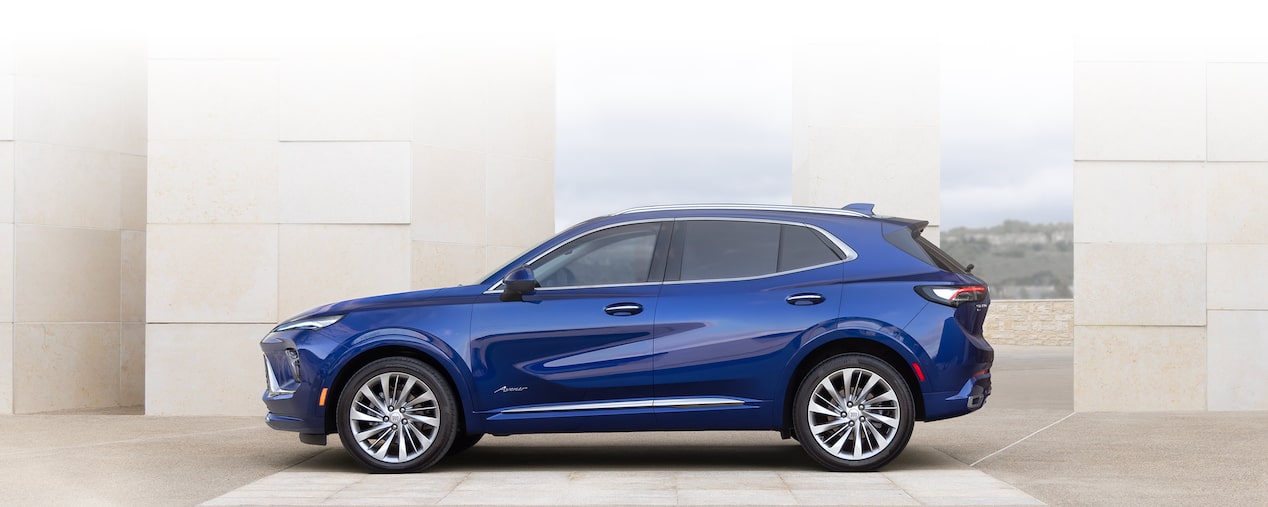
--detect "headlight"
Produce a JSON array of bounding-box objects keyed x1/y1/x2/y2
[{"x1": 272, "y1": 315, "x2": 343, "y2": 332}]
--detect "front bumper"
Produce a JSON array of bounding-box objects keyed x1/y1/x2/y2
[{"x1": 261, "y1": 331, "x2": 331, "y2": 436}]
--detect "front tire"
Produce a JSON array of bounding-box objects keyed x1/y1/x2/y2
[
  {"x1": 793, "y1": 354, "x2": 914, "y2": 471},
  {"x1": 336, "y1": 357, "x2": 458, "y2": 473}
]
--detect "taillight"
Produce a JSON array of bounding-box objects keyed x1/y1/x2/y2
[{"x1": 916, "y1": 285, "x2": 987, "y2": 307}]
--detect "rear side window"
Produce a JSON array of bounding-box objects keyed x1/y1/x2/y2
[
  {"x1": 778, "y1": 224, "x2": 842, "y2": 271},
  {"x1": 670, "y1": 221, "x2": 844, "y2": 281}
]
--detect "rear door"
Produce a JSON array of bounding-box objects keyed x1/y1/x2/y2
[{"x1": 651, "y1": 219, "x2": 846, "y2": 429}]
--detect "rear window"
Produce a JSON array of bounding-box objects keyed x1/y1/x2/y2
[{"x1": 884, "y1": 227, "x2": 969, "y2": 274}]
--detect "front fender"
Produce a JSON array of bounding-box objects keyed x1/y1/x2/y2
[{"x1": 323, "y1": 328, "x2": 481, "y2": 433}]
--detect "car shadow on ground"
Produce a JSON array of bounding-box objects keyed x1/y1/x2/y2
[{"x1": 284, "y1": 437, "x2": 962, "y2": 474}]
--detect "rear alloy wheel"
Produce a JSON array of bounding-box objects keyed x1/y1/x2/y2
[
  {"x1": 337, "y1": 358, "x2": 457, "y2": 473},
  {"x1": 793, "y1": 354, "x2": 914, "y2": 471}
]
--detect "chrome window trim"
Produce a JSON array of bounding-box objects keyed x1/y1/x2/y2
[
  {"x1": 484, "y1": 216, "x2": 858, "y2": 293},
  {"x1": 615, "y1": 203, "x2": 870, "y2": 218},
  {"x1": 500, "y1": 397, "x2": 746, "y2": 414}
]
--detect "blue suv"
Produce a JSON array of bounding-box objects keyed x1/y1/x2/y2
[{"x1": 260, "y1": 203, "x2": 993, "y2": 472}]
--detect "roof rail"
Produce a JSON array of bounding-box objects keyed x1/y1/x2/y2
[{"x1": 614, "y1": 203, "x2": 871, "y2": 218}]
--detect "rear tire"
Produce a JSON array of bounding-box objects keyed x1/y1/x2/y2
[
  {"x1": 793, "y1": 354, "x2": 914, "y2": 471},
  {"x1": 336, "y1": 357, "x2": 458, "y2": 473}
]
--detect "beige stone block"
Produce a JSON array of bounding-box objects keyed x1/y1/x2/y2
[
  {"x1": 0, "y1": 225, "x2": 10, "y2": 323},
  {"x1": 0, "y1": 73, "x2": 12, "y2": 140},
  {"x1": 121, "y1": 230, "x2": 145, "y2": 322},
  {"x1": 148, "y1": 59, "x2": 278, "y2": 141},
  {"x1": 11, "y1": 40, "x2": 145, "y2": 153},
  {"x1": 120, "y1": 153, "x2": 145, "y2": 231},
  {"x1": 1208, "y1": 310, "x2": 1268, "y2": 410},
  {"x1": 278, "y1": 224, "x2": 410, "y2": 319},
  {"x1": 1207, "y1": 244, "x2": 1268, "y2": 311},
  {"x1": 1207, "y1": 163, "x2": 1268, "y2": 244},
  {"x1": 13, "y1": 323, "x2": 121, "y2": 413},
  {"x1": 792, "y1": 125, "x2": 940, "y2": 222},
  {"x1": 485, "y1": 245, "x2": 529, "y2": 277},
  {"x1": 795, "y1": 45, "x2": 939, "y2": 129},
  {"x1": 484, "y1": 44, "x2": 554, "y2": 161},
  {"x1": 1074, "y1": 243, "x2": 1205, "y2": 326},
  {"x1": 146, "y1": 323, "x2": 273, "y2": 416},
  {"x1": 148, "y1": 140, "x2": 278, "y2": 224},
  {"x1": 13, "y1": 142, "x2": 121, "y2": 229},
  {"x1": 1208, "y1": 63, "x2": 1268, "y2": 162},
  {"x1": 14, "y1": 73, "x2": 146, "y2": 155},
  {"x1": 412, "y1": 146, "x2": 485, "y2": 243},
  {"x1": 1073, "y1": 325, "x2": 1205, "y2": 411},
  {"x1": 413, "y1": 48, "x2": 488, "y2": 153},
  {"x1": 147, "y1": 224, "x2": 278, "y2": 323},
  {"x1": 278, "y1": 142, "x2": 411, "y2": 224},
  {"x1": 120, "y1": 323, "x2": 144, "y2": 407},
  {"x1": 0, "y1": 323, "x2": 11, "y2": 414},
  {"x1": 0, "y1": 142, "x2": 11, "y2": 222},
  {"x1": 279, "y1": 58, "x2": 413, "y2": 141},
  {"x1": 486, "y1": 155, "x2": 556, "y2": 249},
  {"x1": 15, "y1": 225, "x2": 120, "y2": 323},
  {"x1": 1074, "y1": 62, "x2": 1206, "y2": 161},
  {"x1": 412, "y1": 241, "x2": 486, "y2": 290},
  {"x1": 1073, "y1": 162, "x2": 1206, "y2": 244}
]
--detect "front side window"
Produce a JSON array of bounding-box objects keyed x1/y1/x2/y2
[
  {"x1": 671, "y1": 220, "x2": 844, "y2": 282},
  {"x1": 529, "y1": 222, "x2": 662, "y2": 288}
]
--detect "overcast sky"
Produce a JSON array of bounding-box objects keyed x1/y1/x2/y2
[{"x1": 554, "y1": 40, "x2": 1074, "y2": 231}]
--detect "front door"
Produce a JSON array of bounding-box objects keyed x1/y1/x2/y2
[{"x1": 469, "y1": 221, "x2": 670, "y2": 432}]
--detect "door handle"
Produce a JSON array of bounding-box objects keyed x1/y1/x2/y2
[
  {"x1": 604, "y1": 303, "x2": 643, "y2": 316},
  {"x1": 786, "y1": 293, "x2": 825, "y2": 306}
]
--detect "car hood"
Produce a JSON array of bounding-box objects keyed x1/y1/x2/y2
[{"x1": 280, "y1": 285, "x2": 482, "y2": 324}]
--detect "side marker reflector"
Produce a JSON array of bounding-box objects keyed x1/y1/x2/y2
[
  {"x1": 912, "y1": 363, "x2": 926, "y2": 382},
  {"x1": 319, "y1": 388, "x2": 328, "y2": 407}
]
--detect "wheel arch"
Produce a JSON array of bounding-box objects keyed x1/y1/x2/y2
[
  {"x1": 780, "y1": 336, "x2": 926, "y2": 436},
  {"x1": 322, "y1": 333, "x2": 476, "y2": 435}
]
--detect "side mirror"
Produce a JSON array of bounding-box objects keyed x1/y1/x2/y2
[{"x1": 499, "y1": 266, "x2": 538, "y2": 302}]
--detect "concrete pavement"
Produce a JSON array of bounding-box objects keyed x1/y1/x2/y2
[{"x1": 1, "y1": 346, "x2": 1266, "y2": 505}]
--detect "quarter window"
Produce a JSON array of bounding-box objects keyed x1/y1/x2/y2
[
  {"x1": 672, "y1": 221, "x2": 844, "y2": 281},
  {"x1": 529, "y1": 223, "x2": 662, "y2": 288}
]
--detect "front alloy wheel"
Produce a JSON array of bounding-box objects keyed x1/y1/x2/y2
[
  {"x1": 337, "y1": 357, "x2": 457, "y2": 473},
  {"x1": 793, "y1": 354, "x2": 914, "y2": 471}
]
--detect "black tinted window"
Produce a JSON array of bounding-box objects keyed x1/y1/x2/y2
[
  {"x1": 677, "y1": 221, "x2": 780, "y2": 280},
  {"x1": 778, "y1": 224, "x2": 842, "y2": 271},
  {"x1": 530, "y1": 223, "x2": 661, "y2": 287}
]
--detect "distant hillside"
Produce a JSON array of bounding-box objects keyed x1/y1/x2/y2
[{"x1": 939, "y1": 220, "x2": 1073, "y2": 299}]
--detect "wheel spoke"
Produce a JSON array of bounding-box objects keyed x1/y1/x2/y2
[
  {"x1": 865, "y1": 419, "x2": 892, "y2": 449},
  {"x1": 865, "y1": 390, "x2": 896, "y2": 405},
  {"x1": 406, "y1": 422, "x2": 433, "y2": 452},
  {"x1": 359, "y1": 385, "x2": 388, "y2": 413},
  {"x1": 404, "y1": 413, "x2": 439, "y2": 428},
  {"x1": 397, "y1": 376, "x2": 417, "y2": 408},
  {"x1": 809, "y1": 399, "x2": 839, "y2": 417},
  {"x1": 397, "y1": 424, "x2": 408, "y2": 461},
  {"x1": 403, "y1": 388, "x2": 436, "y2": 409},
  {"x1": 852, "y1": 424, "x2": 864, "y2": 459},
  {"x1": 866, "y1": 412, "x2": 899, "y2": 429},
  {"x1": 811, "y1": 418, "x2": 848, "y2": 435},
  {"x1": 350, "y1": 407, "x2": 383, "y2": 423},
  {"x1": 355, "y1": 422, "x2": 391, "y2": 442},
  {"x1": 818, "y1": 377, "x2": 844, "y2": 408},
  {"x1": 859, "y1": 372, "x2": 881, "y2": 398}
]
